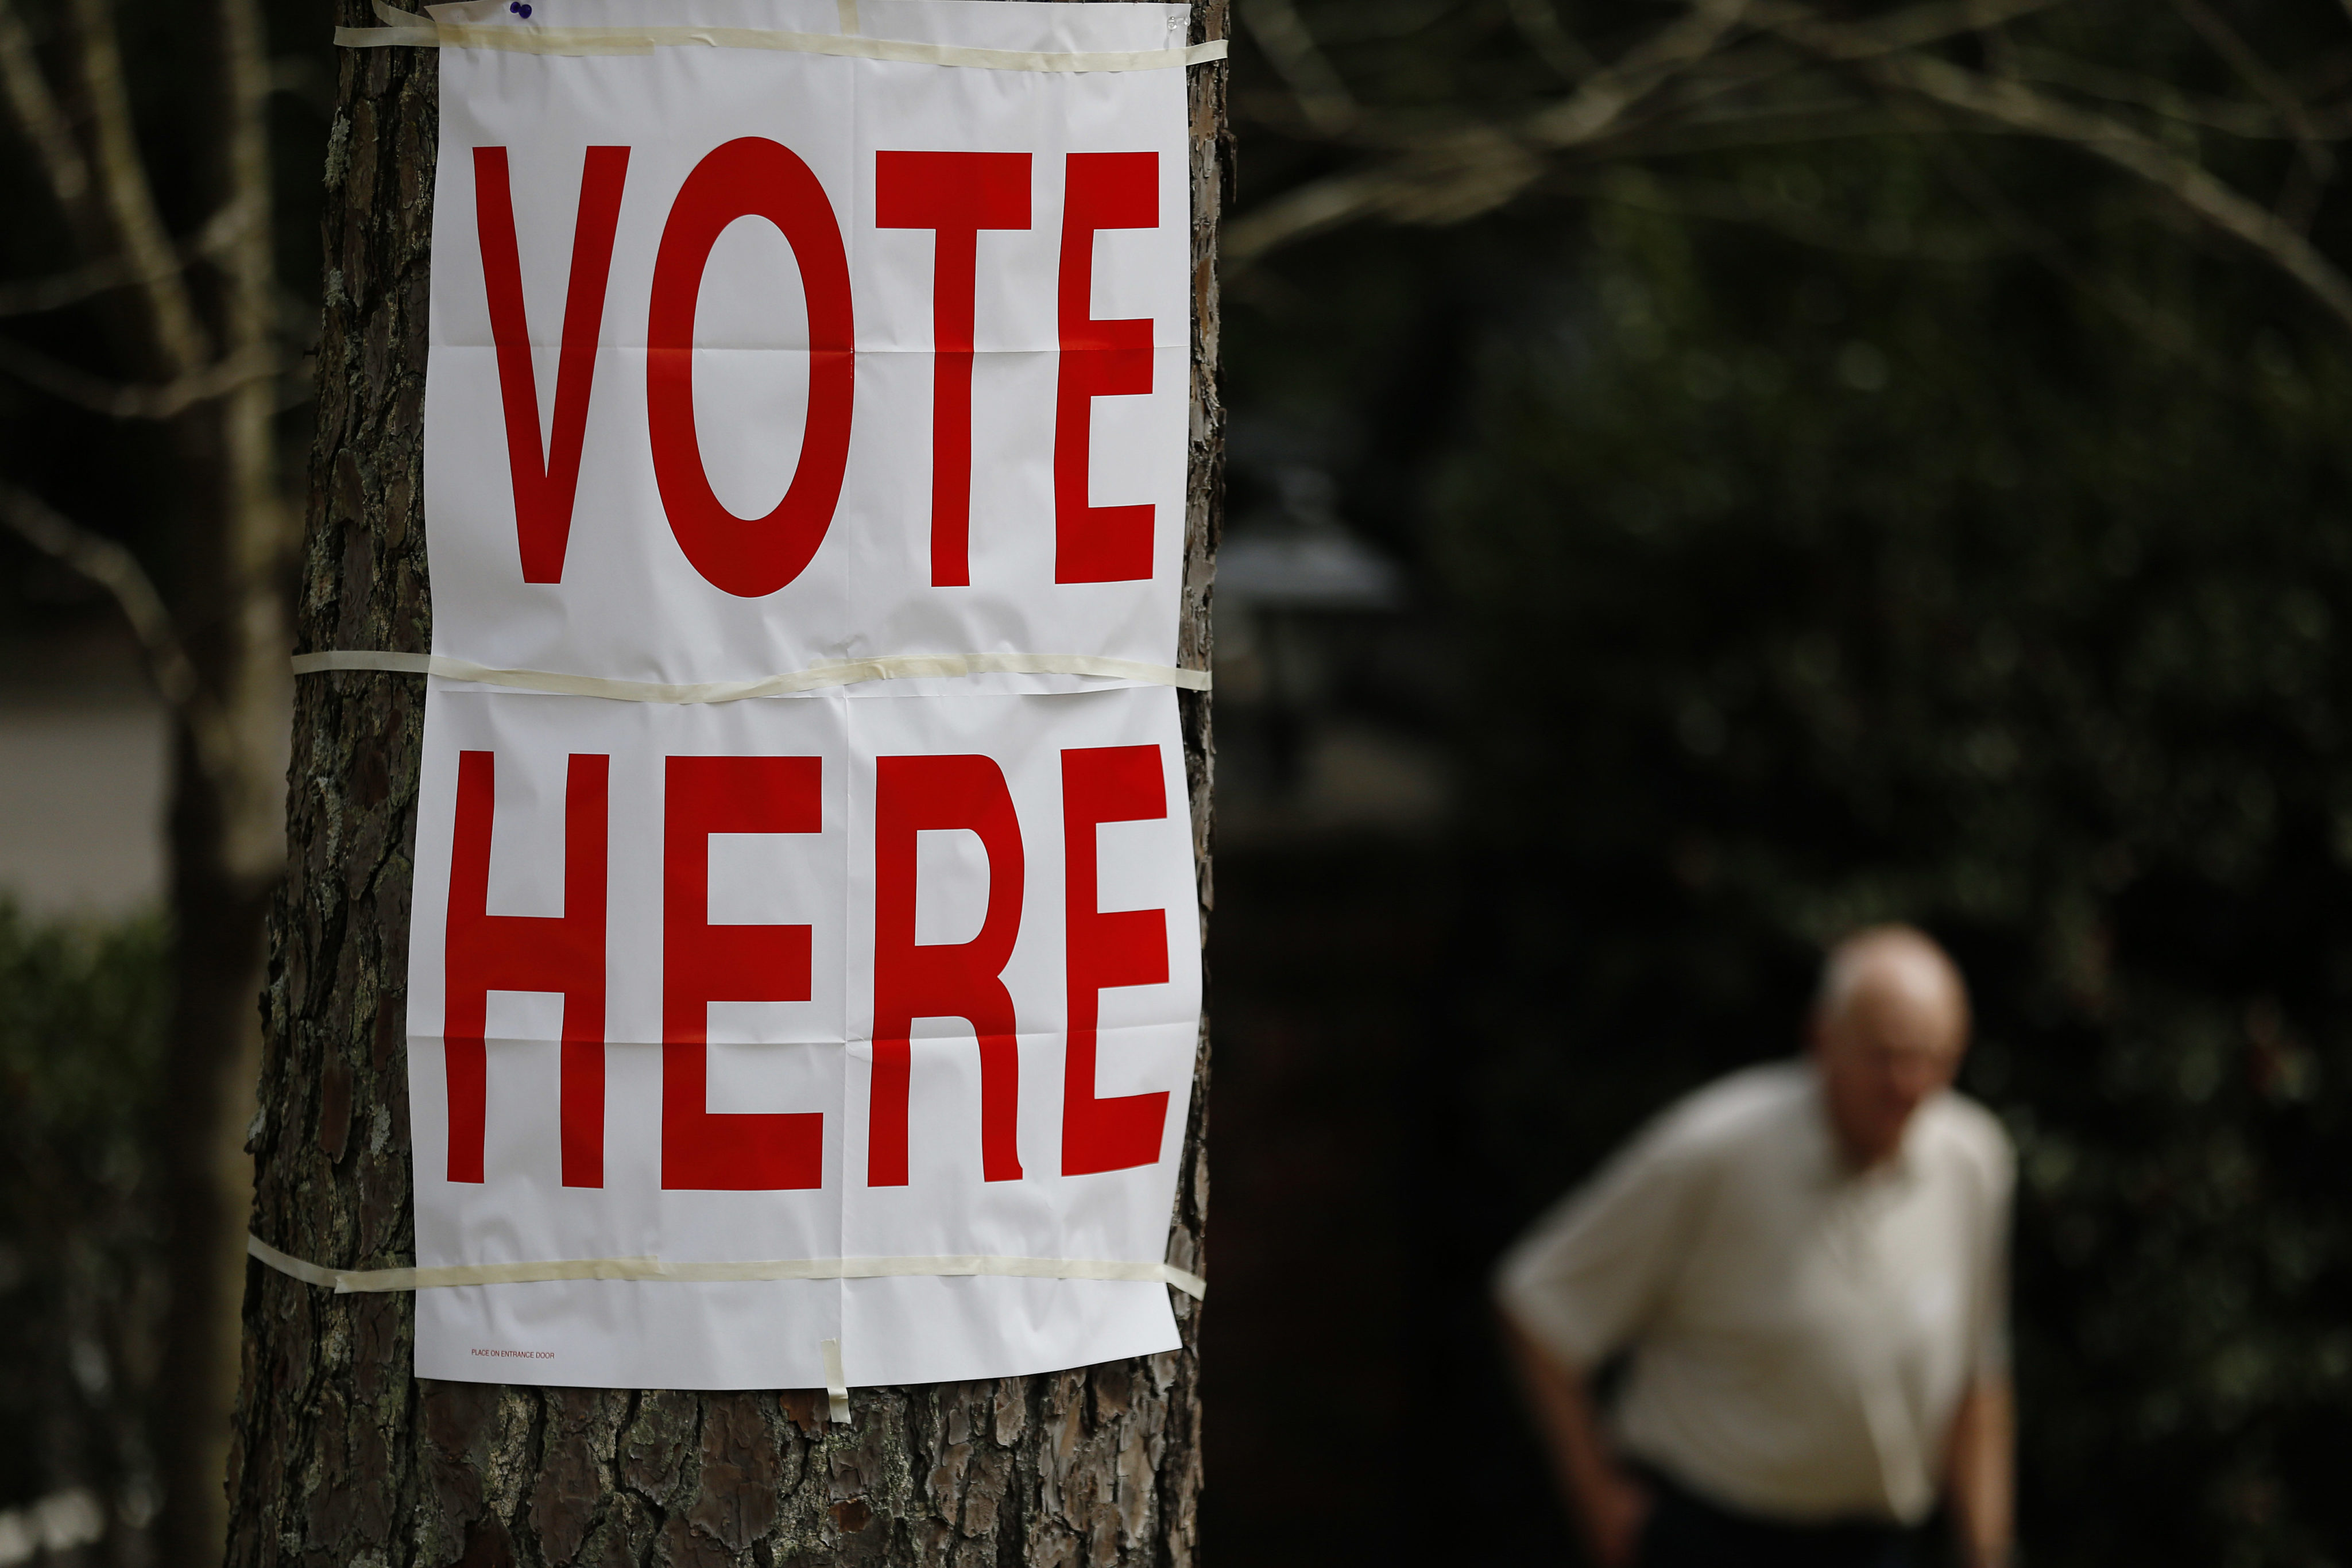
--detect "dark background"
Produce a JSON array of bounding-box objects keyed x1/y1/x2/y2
[{"x1": 1198, "y1": 11, "x2": 2352, "y2": 1554}]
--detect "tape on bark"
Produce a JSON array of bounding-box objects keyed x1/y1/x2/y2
[
  {"x1": 821, "y1": 1338, "x2": 851, "y2": 1423},
  {"x1": 249, "y1": 1233, "x2": 1209, "y2": 1299}
]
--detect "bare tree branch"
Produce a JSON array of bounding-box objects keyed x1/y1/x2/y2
[
  {"x1": 1502, "y1": 0, "x2": 1598, "y2": 86},
  {"x1": 0, "y1": 334, "x2": 287, "y2": 418},
  {"x1": 1576, "y1": 102, "x2": 1916, "y2": 160},
  {"x1": 2172, "y1": 0, "x2": 2332, "y2": 230},
  {"x1": 1231, "y1": 0, "x2": 2352, "y2": 341},
  {"x1": 2013, "y1": 49, "x2": 2320, "y2": 141},
  {"x1": 0, "y1": 479, "x2": 238, "y2": 785},
  {"x1": 1835, "y1": 44, "x2": 2352, "y2": 335},
  {"x1": 1241, "y1": 0, "x2": 1356, "y2": 134},
  {"x1": 214, "y1": 0, "x2": 300, "y2": 688},
  {"x1": 1561, "y1": 164, "x2": 2022, "y2": 261},
  {"x1": 0, "y1": 0, "x2": 91, "y2": 204},
  {"x1": 1227, "y1": 164, "x2": 1423, "y2": 260},
  {"x1": 1226, "y1": 0, "x2": 2068, "y2": 264},
  {"x1": 1525, "y1": 0, "x2": 1755, "y2": 147},
  {"x1": 0, "y1": 196, "x2": 258, "y2": 319},
  {"x1": 1229, "y1": 0, "x2": 1757, "y2": 260},
  {"x1": 1608, "y1": 0, "x2": 2057, "y2": 131},
  {"x1": 61, "y1": 0, "x2": 210, "y2": 376},
  {"x1": 1750, "y1": 0, "x2": 2064, "y2": 60}
]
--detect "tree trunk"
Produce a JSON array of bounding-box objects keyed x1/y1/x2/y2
[
  {"x1": 226, "y1": 5, "x2": 1225, "y2": 1564},
  {"x1": 152, "y1": 0, "x2": 296, "y2": 1558}
]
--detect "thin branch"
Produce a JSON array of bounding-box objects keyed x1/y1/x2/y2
[
  {"x1": 1240, "y1": 0, "x2": 1357, "y2": 134},
  {"x1": 215, "y1": 0, "x2": 300, "y2": 592},
  {"x1": 1569, "y1": 101, "x2": 1924, "y2": 161},
  {"x1": 0, "y1": 253, "x2": 156, "y2": 319},
  {"x1": 1525, "y1": 0, "x2": 1755, "y2": 148},
  {"x1": 63, "y1": 0, "x2": 210, "y2": 377},
  {"x1": 0, "y1": 335, "x2": 286, "y2": 419},
  {"x1": 2173, "y1": 0, "x2": 2332, "y2": 230},
  {"x1": 1229, "y1": 0, "x2": 1758, "y2": 259},
  {"x1": 1823, "y1": 38, "x2": 2352, "y2": 335},
  {"x1": 1574, "y1": 36, "x2": 1856, "y2": 150},
  {"x1": 0, "y1": 480, "x2": 238, "y2": 785},
  {"x1": 2174, "y1": 0, "x2": 2323, "y2": 144},
  {"x1": 0, "y1": 196, "x2": 258, "y2": 319},
  {"x1": 1226, "y1": 0, "x2": 2075, "y2": 264},
  {"x1": 0, "y1": 0, "x2": 91, "y2": 204},
  {"x1": 1299, "y1": 0, "x2": 1463, "y2": 48},
  {"x1": 1502, "y1": 0, "x2": 1598, "y2": 85},
  {"x1": 1604, "y1": 0, "x2": 2059, "y2": 131},
  {"x1": 1227, "y1": 165, "x2": 1431, "y2": 260},
  {"x1": 2012, "y1": 48, "x2": 2315, "y2": 141},
  {"x1": 1562, "y1": 165, "x2": 2022, "y2": 261},
  {"x1": 1747, "y1": 0, "x2": 2065, "y2": 59},
  {"x1": 1976, "y1": 0, "x2": 2026, "y2": 80}
]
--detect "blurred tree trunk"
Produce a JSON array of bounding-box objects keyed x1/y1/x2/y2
[
  {"x1": 0, "y1": 0, "x2": 292, "y2": 1560},
  {"x1": 153, "y1": 4, "x2": 293, "y2": 1563},
  {"x1": 226, "y1": 1, "x2": 1223, "y2": 1563}
]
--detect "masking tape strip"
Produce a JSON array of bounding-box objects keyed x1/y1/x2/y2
[
  {"x1": 247, "y1": 1233, "x2": 343, "y2": 1289},
  {"x1": 335, "y1": 6, "x2": 1229, "y2": 69},
  {"x1": 821, "y1": 1338, "x2": 851, "y2": 1423},
  {"x1": 291, "y1": 648, "x2": 1212, "y2": 698},
  {"x1": 250, "y1": 1234, "x2": 1209, "y2": 1299}
]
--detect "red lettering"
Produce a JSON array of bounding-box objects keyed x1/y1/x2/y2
[
  {"x1": 875, "y1": 152, "x2": 1031, "y2": 588},
  {"x1": 473, "y1": 146, "x2": 630, "y2": 584},
  {"x1": 1054, "y1": 152, "x2": 1157, "y2": 584},
  {"x1": 444, "y1": 750, "x2": 610, "y2": 1187},
  {"x1": 647, "y1": 138, "x2": 856, "y2": 598},
  {"x1": 1059, "y1": 745, "x2": 1170, "y2": 1175},
  {"x1": 662, "y1": 755, "x2": 826, "y2": 1189},
  {"x1": 869, "y1": 755, "x2": 1026, "y2": 1186}
]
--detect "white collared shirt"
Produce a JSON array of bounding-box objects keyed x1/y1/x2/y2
[{"x1": 1495, "y1": 1060, "x2": 2013, "y2": 1524}]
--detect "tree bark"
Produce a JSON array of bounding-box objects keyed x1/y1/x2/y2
[{"x1": 226, "y1": 5, "x2": 1224, "y2": 1564}]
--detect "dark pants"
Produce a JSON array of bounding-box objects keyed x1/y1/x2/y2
[{"x1": 1634, "y1": 1468, "x2": 1919, "y2": 1568}]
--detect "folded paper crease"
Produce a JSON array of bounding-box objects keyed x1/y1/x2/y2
[{"x1": 292, "y1": 649, "x2": 1212, "y2": 698}]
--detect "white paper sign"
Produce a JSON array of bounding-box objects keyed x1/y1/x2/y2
[
  {"x1": 404, "y1": 0, "x2": 1202, "y2": 1391},
  {"x1": 424, "y1": 0, "x2": 1192, "y2": 684}
]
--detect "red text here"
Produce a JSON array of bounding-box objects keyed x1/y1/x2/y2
[
  {"x1": 869, "y1": 753, "x2": 1027, "y2": 1187},
  {"x1": 444, "y1": 749, "x2": 610, "y2": 1187},
  {"x1": 1058, "y1": 744, "x2": 1171, "y2": 1175},
  {"x1": 661, "y1": 754, "x2": 827, "y2": 1190}
]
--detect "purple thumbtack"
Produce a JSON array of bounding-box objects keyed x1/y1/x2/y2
[{"x1": 509, "y1": 2, "x2": 532, "y2": 16}]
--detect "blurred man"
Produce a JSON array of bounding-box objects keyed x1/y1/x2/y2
[{"x1": 1495, "y1": 926, "x2": 2014, "y2": 1568}]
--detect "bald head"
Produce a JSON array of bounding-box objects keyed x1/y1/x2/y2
[{"x1": 1809, "y1": 926, "x2": 1971, "y2": 1168}]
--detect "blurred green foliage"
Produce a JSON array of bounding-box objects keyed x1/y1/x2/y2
[
  {"x1": 0, "y1": 905, "x2": 167, "y2": 1516},
  {"x1": 1227, "y1": 6, "x2": 2352, "y2": 1552}
]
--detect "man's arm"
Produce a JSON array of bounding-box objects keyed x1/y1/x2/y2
[
  {"x1": 1945, "y1": 1374, "x2": 2014, "y2": 1568},
  {"x1": 1500, "y1": 1313, "x2": 1650, "y2": 1568}
]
